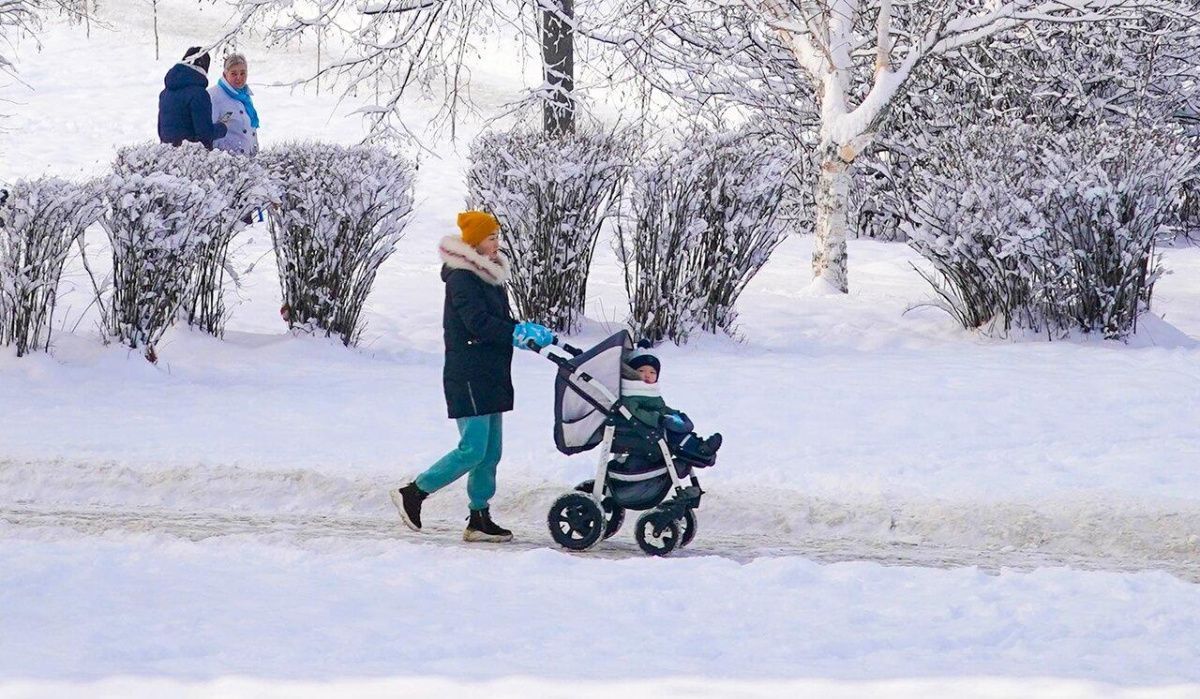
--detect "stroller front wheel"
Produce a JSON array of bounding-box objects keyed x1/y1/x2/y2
[
  {"x1": 547, "y1": 492, "x2": 605, "y2": 551},
  {"x1": 635, "y1": 508, "x2": 681, "y2": 556}
]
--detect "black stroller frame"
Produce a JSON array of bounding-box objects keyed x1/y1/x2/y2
[{"x1": 534, "y1": 331, "x2": 708, "y2": 556}]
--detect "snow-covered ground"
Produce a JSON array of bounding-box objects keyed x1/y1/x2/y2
[{"x1": 2, "y1": 2, "x2": 1200, "y2": 697}]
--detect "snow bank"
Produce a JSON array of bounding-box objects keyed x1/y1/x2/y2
[{"x1": 1, "y1": 532, "x2": 1198, "y2": 689}]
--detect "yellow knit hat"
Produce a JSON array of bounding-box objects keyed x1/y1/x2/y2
[{"x1": 457, "y1": 211, "x2": 501, "y2": 247}]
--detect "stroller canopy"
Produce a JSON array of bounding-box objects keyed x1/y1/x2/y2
[{"x1": 554, "y1": 330, "x2": 632, "y2": 455}]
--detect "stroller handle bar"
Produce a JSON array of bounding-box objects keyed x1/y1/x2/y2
[{"x1": 526, "y1": 335, "x2": 582, "y2": 358}]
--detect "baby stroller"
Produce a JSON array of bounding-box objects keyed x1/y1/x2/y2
[{"x1": 531, "y1": 331, "x2": 716, "y2": 556}]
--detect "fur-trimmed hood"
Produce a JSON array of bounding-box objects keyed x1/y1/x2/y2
[{"x1": 438, "y1": 235, "x2": 511, "y2": 286}]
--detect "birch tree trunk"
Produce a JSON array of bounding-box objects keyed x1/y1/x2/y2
[{"x1": 813, "y1": 143, "x2": 852, "y2": 292}]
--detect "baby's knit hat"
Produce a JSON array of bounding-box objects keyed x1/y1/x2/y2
[{"x1": 626, "y1": 348, "x2": 660, "y2": 375}]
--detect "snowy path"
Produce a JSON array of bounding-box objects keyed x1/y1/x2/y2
[
  {"x1": 5, "y1": 459, "x2": 1199, "y2": 582},
  {"x1": 5, "y1": 515, "x2": 1200, "y2": 690},
  {"x1": 6, "y1": 502, "x2": 1200, "y2": 583}
]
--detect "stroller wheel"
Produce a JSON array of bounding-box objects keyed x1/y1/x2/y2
[
  {"x1": 677, "y1": 508, "x2": 697, "y2": 548},
  {"x1": 635, "y1": 508, "x2": 681, "y2": 557},
  {"x1": 574, "y1": 480, "x2": 625, "y2": 539},
  {"x1": 547, "y1": 492, "x2": 605, "y2": 551}
]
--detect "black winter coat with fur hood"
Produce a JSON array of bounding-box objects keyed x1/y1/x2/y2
[{"x1": 438, "y1": 236, "x2": 517, "y2": 419}]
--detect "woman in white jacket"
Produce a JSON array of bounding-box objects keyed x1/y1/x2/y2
[{"x1": 209, "y1": 54, "x2": 259, "y2": 156}]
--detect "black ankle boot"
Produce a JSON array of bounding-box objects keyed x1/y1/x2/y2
[
  {"x1": 464, "y1": 507, "x2": 513, "y2": 542},
  {"x1": 391, "y1": 482, "x2": 428, "y2": 531}
]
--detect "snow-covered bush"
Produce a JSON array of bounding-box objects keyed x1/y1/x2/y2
[
  {"x1": 0, "y1": 178, "x2": 102, "y2": 356},
  {"x1": 262, "y1": 142, "x2": 414, "y2": 346},
  {"x1": 1177, "y1": 164, "x2": 1200, "y2": 243},
  {"x1": 113, "y1": 142, "x2": 275, "y2": 337},
  {"x1": 691, "y1": 130, "x2": 793, "y2": 332},
  {"x1": 906, "y1": 124, "x2": 1196, "y2": 339},
  {"x1": 847, "y1": 157, "x2": 909, "y2": 242},
  {"x1": 98, "y1": 171, "x2": 225, "y2": 359},
  {"x1": 618, "y1": 129, "x2": 793, "y2": 342},
  {"x1": 863, "y1": 17, "x2": 1200, "y2": 246},
  {"x1": 466, "y1": 127, "x2": 632, "y2": 332},
  {"x1": 617, "y1": 153, "x2": 707, "y2": 344}
]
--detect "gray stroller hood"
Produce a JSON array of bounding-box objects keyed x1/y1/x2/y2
[{"x1": 553, "y1": 330, "x2": 633, "y2": 455}]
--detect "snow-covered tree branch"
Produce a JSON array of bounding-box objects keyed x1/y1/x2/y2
[
  {"x1": 1, "y1": 0, "x2": 38, "y2": 79},
  {"x1": 224, "y1": 0, "x2": 593, "y2": 141},
  {"x1": 595, "y1": 0, "x2": 1200, "y2": 291},
  {"x1": 2, "y1": 0, "x2": 99, "y2": 81}
]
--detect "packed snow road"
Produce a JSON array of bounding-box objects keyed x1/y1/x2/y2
[
  {"x1": 5, "y1": 502, "x2": 1200, "y2": 583},
  {"x1": 4, "y1": 459, "x2": 1198, "y2": 582}
]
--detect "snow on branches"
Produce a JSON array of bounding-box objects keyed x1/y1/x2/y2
[
  {"x1": 593, "y1": 0, "x2": 1200, "y2": 291},
  {"x1": 262, "y1": 141, "x2": 415, "y2": 346},
  {"x1": 222, "y1": 0, "x2": 532, "y2": 141},
  {"x1": 0, "y1": 0, "x2": 37, "y2": 79},
  {"x1": 0, "y1": 178, "x2": 102, "y2": 356},
  {"x1": 617, "y1": 128, "x2": 793, "y2": 343},
  {"x1": 906, "y1": 124, "x2": 1198, "y2": 340},
  {"x1": 98, "y1": 170, "x2": 226, "y2": 359},
  {"x1": 467, "y1": 127, "x2": 631, "y2": 332},
  {"x1": 854, "y1": 14, "x2": 1200, "y2": 243},
  {"x1": 114, "y1": 142, "x2": 276, "y2": 337}
]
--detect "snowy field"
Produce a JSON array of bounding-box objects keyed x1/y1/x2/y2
[{"x1": 3, "y1": 2, "x2": 1200, "y2": 697}]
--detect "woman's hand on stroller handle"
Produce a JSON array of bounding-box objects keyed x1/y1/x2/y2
[{"x1": 513, "y1": 321, "x2": 554, "y2": 350}]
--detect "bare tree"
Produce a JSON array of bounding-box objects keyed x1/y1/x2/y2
[
  {"x1": 223, "y1": 0, "x2": 586, "y2": 140},
  {"x1": 1, "y1": 0, "x2": 38, "y2": 80},
  {"x1": 592, "y1": 0, "x2": 1200, "y2": 292},
  {"x1": 2, "y1": 0, "x2": 98, "y2": 80}
]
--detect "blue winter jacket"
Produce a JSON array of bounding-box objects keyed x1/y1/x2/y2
[{"x1": 157, "y1": 64, "x2": 228, "y2": 149}]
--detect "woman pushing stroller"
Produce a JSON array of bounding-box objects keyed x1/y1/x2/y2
[{"x1": 391, "y1": 211, "x2": 553, "y2": 543}]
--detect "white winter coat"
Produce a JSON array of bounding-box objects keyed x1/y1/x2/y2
[{"x1": 208, "y1": 83, "x2": 259, "y2": 156}]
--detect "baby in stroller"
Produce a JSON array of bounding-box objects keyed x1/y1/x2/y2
[{"x1": 620, "y1": 348, "x2": 722, "y2": 463}]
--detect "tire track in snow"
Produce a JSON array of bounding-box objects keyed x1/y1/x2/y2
[{"x1": 3, "y1": 503, "x2": 1199, "y2": 583}]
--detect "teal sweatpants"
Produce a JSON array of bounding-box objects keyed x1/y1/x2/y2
[{"x1": 415, "y1": 413, "x2": 503, "y2": 511}]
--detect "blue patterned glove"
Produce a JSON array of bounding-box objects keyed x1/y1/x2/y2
[
  {"x1": 512, "y1": 322, "x2": 554, "y2": 349},
  {"x1": 512, "y1": 322, "x2": 532, "y2": 348},
  {"x1": 524, "y1": 322, "x2": 554, "y2": 349}
]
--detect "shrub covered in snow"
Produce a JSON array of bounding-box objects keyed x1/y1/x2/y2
[
  {"x1": 617, "y1": 129, "x2": 793, "y2": 343},
  {"x1": 617, "y1": 153, "x2": 706, "y2": 344},
  {"x1": 693, "y1": 130, "x2": 794, "y2": 333},
  {"x1": 847, "y1": 158, "x2": 909, "y2": 242},
  {"x1": 1177, "y1": 165, "x2": 1200, "y2": 243},
  {"x1": 261, "y1": 142, "x2": 414, "y2": 346},
  {"x1": 906, "y1": 124, "x2": 1197, "y2": 339},
  {"x1": 0, "y1": 178, "x2": 103, "y2": 356},
  {"x1": 113, "y1": 142, "x2": 275, "y2": 337},
  {"x1": 98, "y1": 171, "x2": 226, "y2": 359},
  {"x1": 466, "y1": 128, "x2": 632, "y2": 332}
]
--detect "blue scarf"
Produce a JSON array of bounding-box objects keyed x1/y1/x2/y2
[{"x1": 218, "y1": 78, "x2": 260, "y2": 129}]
